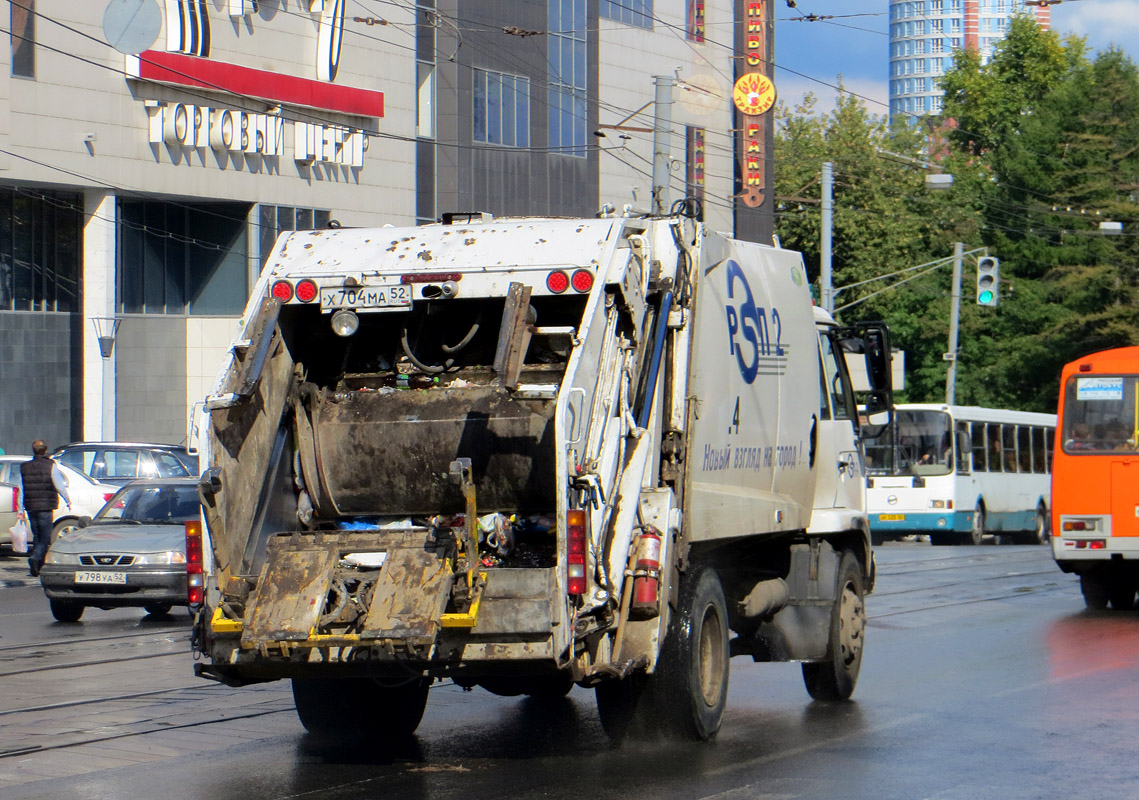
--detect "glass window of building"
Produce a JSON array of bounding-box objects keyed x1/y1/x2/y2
[
  {"x1": 601, "y1": 0, "x2": 652, "y2": 28},
  {"x1": 120, "y1": 202, "x2": 253, "y2": 316},
  {"x1": 0, "y1": 188, "x2": 81, "y2": 312},
  {"x1": 257, "y1": 204, "x2": 331, "y2": 269},
  {"x1": 417, "y1": 61, "x2": 436, "y2": 139},
  {"x1": 686, "y1": 0, "x2": 704, "y2": 41},
  {"x1": 10, "y1": 0, "x2": 34, "y2": 79},
  {"x1": 548, "y1": 0, "x2": 587, "y2": 158},
  {"x1": 473, "y1": 68, "x2": 530, "y2": 148}
]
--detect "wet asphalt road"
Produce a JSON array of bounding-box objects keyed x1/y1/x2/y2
[{"x1": 1, "y1": 543, "x2": 1138, "y2": 800}]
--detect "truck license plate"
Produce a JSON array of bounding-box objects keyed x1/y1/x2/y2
[
  {"x1": 320, "y1": 285, "x2": 412, "y2": 311},
  {"x1": 878, "y1": 514, "x2": 905, "y2": 521},
  {"x1": 74, "y1": 571, "x2": 127, "y2": 585}
]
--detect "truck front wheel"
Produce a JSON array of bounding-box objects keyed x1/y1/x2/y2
[
  {"x1": 802, "y1": 551, "x2": 865, "y2": 701},
  {"x1": 292, "y1": 676, "x2": 430, "y2": 739}
]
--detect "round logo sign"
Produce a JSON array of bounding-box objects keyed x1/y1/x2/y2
[{"x1": 732, "y1": 73, "x2": 776, "y2": 116}]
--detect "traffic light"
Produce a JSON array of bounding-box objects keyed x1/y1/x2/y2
[{"x1": 976, "y1": 256, "x2": 999, "y2": 306}]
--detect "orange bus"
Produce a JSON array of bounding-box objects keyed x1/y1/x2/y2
[{"x1": 1052, "y1": 347, "x2": 1139, "y2": 610}]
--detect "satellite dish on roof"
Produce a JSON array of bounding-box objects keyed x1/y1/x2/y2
[{"x1": 102, "y1": 0, "x2": 161, "y2": 55}]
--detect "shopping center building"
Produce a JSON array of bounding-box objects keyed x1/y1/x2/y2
[{"x1": 0, "y1": 0, "x2": 774, "y2": 455}]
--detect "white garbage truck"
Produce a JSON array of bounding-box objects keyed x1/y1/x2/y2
[{"x1": 189, "y1": 209, "x2": 892, "y2": 742}]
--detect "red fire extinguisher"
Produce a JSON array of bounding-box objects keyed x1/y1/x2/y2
[{"x1": 630, "y1": 526, "x2": 662, "y2": 620}]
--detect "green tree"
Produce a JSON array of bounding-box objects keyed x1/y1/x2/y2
[
  {"x1": 940, "y1": 20, "x2": 1139, "y2": 412},
  {"x1": 774, "y1": 86, "x2": 978, "y2": 403}
]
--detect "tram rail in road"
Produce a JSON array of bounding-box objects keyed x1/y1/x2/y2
[{"x1": 0, "y1": 544, "x2": 1131, "y2": 799}]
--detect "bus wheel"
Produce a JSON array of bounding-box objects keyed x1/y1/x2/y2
[
  {"x1": 1033, "y1": 506, "x2": 1050, "y2": 545},
  {"x1": 1080, "y1": 574, "x2": 1109, "y2": 610},
  {"x1": 967, "y1": 504, "x2": 985, "y2": 546},
  {"x1": 1108, "y1": 579, "x2": 1136, "y2": 611},
  {"x1": 803, "y1": 551, "x2": 866, "y2": 701}
]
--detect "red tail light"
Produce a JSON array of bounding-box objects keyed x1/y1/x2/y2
[
  {"x1": 271, "y1": 280, "x2": 294, "y2": 303},
  {"x1": 186, "y1": 520, "x2": 204, "y2": 606},
  {"x1": 571, "y1": 269, "x2": 594, "y2": 293},
  {"x1": 103, "y1": 493, "x2": 115, "y2": 502},
  {"x1": 10, "y1": 487, "x2": 17, "y2": 512},
  {"x1": 295, "y1": 278, "x2": 318, "y2": 303},
  {"x1": 547, "y1": 270, "x2": 570, "y2": 294},
  {"x1": 567, "y1": 508, "x2": 587, "y2": 596}
]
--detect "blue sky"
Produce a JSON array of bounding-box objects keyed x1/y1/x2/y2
[{"x1": 772, "y1": 0, "x2": 1139, "y2": 116}]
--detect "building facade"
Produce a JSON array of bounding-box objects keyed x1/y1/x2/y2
[
  {"x1": 888, "y1": 0, "x2": 1050, "y2": 119},
  {"x1": 0, "y1": 0, "x2": 775, "y2": 456}
]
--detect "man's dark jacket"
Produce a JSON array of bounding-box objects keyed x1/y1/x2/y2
[{"x1": 20, "y1": 456, "x2": 59, "y2": 512}]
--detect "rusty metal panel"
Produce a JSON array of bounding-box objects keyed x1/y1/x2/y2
[
  {"x1": 313, "y1": 386, "x2": 556, "y2": 515},
  {"x1": 467, "y1": 568, "x2": 557, "y2": 635},
  {"x1": 361, "y1": 545, "x2": 453, "y2": 640},
  {"x1": 493, "y1": 282, "x2": 534, "y2": 390},
  {"x1": 242, "y1": 547, "x2": 338, "y2": 644},
  {"x1": 205, "y1": 335, "x2": 295, "y2": 579}
]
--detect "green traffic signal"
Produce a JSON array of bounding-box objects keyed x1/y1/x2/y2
[{"x1": 976, "y1": 256, "x2": 999, "y2": 306}]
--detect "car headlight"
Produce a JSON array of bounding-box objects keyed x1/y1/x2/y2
[
  {"x1": 44, "y1": 551, "x2": 82, "y2": 565},
  {"x1": 133, "y1": 551, "x2": 187, "y2": 565}
]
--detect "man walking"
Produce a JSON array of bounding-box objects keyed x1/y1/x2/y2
[{"x1": 20, "y1": 440, "x2": 70, "y2": 577}]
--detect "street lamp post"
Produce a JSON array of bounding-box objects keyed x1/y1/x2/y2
[{"x1": 945, "y1": 242, "x2": 963, "y2": 405}]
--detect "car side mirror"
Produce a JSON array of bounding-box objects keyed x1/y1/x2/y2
[{"x1": 78, "y1": 516, "x2": 91, "y2": 528}]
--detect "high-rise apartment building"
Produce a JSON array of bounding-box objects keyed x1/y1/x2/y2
[{"x1": 889, "y1": 0, "x2": 1050, "y2": 119}]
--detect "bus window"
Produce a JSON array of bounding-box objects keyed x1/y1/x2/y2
[
  {"x1": 1062, "y1": 375, "x2": 1139, "y2": 454},
  {"x1": 972, "y1": 422, "x2": 987, "y2": 471},
  {"x1": 1047, "y1": 428, "x2": 1054, "y2": 472},
  {"x1": 987, "y1": 423, "x2": 1002, "y2": 472},
  {"x1": 1018, "y1": 426, "x2": 1032, "y2": 472},
  {"x1": 956, "y1": 422, "x2": 971, "y2": 474},
  {"x1": 1032, "y1": 427, "x2": 1046, "y2": 473},
  {"x1": 1003, "y1": 425, "x2": 1018, "y2": 472},
  {"x1": 896, "y1": 409, "x2": 952, "y2": 475}
]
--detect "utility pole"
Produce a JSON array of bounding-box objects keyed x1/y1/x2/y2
[
  {"x1": 821, "y1": 161, "x2": 833, "y2": 312},
  {"x1": 945, "y1": 241, "x2": 963, "y2": 405},
  {"x1": 651, "y1": 74, "x2": 675, "y2": 216}
]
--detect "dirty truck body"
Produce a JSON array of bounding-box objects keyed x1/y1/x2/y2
[{"x1": 192, "y1": 212, "x2": 887, "y2": 741}]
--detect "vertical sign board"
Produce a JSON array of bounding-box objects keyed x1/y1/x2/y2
[{"x1": 733, "y1": 0, "x2": 776, "y2": 210}]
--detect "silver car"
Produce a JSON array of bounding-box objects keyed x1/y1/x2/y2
[
  {"x1": 0, "y1": 456, "x2": 120, "y2": 539},
  {"x1": 39, "y1": 479, "x2": 199, "y2": 622}
]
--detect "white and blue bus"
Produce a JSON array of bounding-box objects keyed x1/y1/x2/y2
[{"x1": 864, "y1": 404, "x2": 1056, "y2": 545}]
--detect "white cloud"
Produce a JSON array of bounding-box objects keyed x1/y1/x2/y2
[
  {"x1": 774, "y1": 74, "x2": 889, "y2": 118},
  {"x1": 1050, "y1": 2, "x2": 1139, "y2": 56}
]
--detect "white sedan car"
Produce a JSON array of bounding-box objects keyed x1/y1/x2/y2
[{"x1": 0, "y1": 456, "x2": 120, "y2": 539}]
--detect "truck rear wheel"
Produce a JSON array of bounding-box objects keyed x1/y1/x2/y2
[
  {"x1": 802, "y1": 551, "x2": 865, "y2": 701},
  {"x1": 653, "y1": 565, "x2": 730, "y2": 740},
  {"x1": 594, "y1": 674, "x2": 649, "y2": 743},
  {"x1": 292, "y1": 676, "x2": 430, "y2": 739}
]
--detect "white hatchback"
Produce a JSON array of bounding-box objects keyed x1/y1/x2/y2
[{"x1": 0, "y1": 456, "x2": 120, "y2": 539}]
